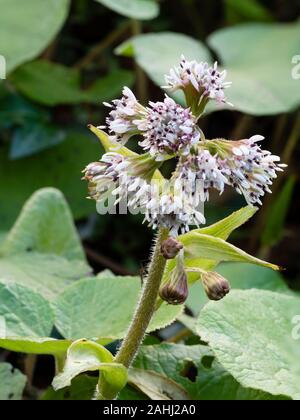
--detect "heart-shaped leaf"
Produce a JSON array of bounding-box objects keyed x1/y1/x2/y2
[
  {"x1": 197, "y1": 289, "x2": 300, "y2": 400},
  {"x1": 0, "y1": 188, "x2": 91, "y2": 299},
  {"x1": 54, "y1": 275, "x2": 183, "y2": 341},
  {"x1": 2, "y1": 188, "x2": 85, "y2": 260}
]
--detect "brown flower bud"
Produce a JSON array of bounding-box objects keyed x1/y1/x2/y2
[
  {"x1": 159, "y1": 270, "x2": 188, "y2": 305},
  {"x1": 161, "y1": 237, "x2": 183, "y2": 259},
  {"x1": 159, "y1": 250, "x2": 188, "y2": 305},
  {"x1": 202, "y1": 272, "x2": 230, "y2": 301}
]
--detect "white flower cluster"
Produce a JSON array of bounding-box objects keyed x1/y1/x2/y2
[
  {"x1": 84, "y1": 58, "x2": 286, "y2": 235},
  {"x1": 84, "y1": 152, "x2": 206, "y2": 236},
  {"x1": 164, "y1": 56, "x2": 232, "y2": 106},
  {"x1": 218, "y1": 135, "x2": 287, "y2": 205},
  {"x1": 103, "y1": 88, "x2": 200, "y2": 161},
  {"x1": 176, "y1": 149, "x2": 229, "y2": 203},
  {"x1": 138, "y1": 96, "x2": 200, "y2": 161}
]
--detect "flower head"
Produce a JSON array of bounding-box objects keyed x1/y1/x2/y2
[
  {"x1": 103, "y1": 87, "x2": 146, "y2": 145},
  {"x1": 143, "y1": 179, "x2": 206, "y2": 236},
  {"x1": 176, "y1": 148, "x2": 229, "y2": 202},
  {"x1": 164, "y1": 56, "x2": 232, "y2": 113},
  {"x1": 209, "y1": 135, "x2": 287, "y2": 205},
  {"x1": 138, "y1": 96, "x2": 200, "y2": 161}
]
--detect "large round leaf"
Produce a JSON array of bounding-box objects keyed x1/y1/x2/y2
[
  {"x1": 0, "y1": 0, "x2": 70, "y2": 73},
  {"x1": 208, "y1": 21, "x2": 300, "y2": 115},
  {"x1": 197, "y1": 290, "x2": 300, "y2": 400},
  {"x1": 54, "y1": 275, "x2": 183, "y2": 341}
]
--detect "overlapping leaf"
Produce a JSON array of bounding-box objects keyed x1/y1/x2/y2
[
  {"x1": 54, "y1": 275, "x2": 183, "y2": 341},
  {"x1": 0, "y1": 188, "x2": 91, "y2": 299}
]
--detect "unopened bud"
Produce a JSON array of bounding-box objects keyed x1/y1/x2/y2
[
  {"x1": 202, "y1": 272, "x2": 230, "y2": 301},
  {"x1": 161, "y1": 237, "x2": 183, "y2": 259},
  {"x1": 159, "y1": 250, "x2": 188, "y2": 305}
]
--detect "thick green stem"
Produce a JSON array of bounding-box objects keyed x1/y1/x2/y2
[{"x1": 115, "y1": 228, "x2": 169, "y2": 368}]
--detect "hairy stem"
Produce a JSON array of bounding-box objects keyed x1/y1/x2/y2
[{"x1": 115, "y1": 228, "x2": 169, "y2": 368}]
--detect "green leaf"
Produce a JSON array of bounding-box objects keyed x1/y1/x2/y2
[
  {"x1": 0, "y1": 0, "x2": 70, "y2": 73},
  {"x1": 182, "y1": 232, "x2": 279, "y2": 270},
  {"x1": 88, "y1": 125, "x2": 136, "y2": 157},
  {"x1": 0, "y1": 280, "x2": 54, "y2": 337},
  {"x1": 89, "y1": 127, "x2": 164, "y2": 181},
  {"x1": 118, "y1": 384, "x2": 148, "y2": 400},
  {"x1": 134, "y1": 344, "x2": 283, "y2": 400},
  {"x1": 162, "y1": 205, "x2": 261, "y2": 295},
  {"x1": 10, "y1": 122, "x2": 66, "y2": 159},
  {"x1": 188, "y1": 205, "x2": 257, "y2": 241},
  {"x1": 0, "y1": 337, "x2": 70, "y2": 356},
  {"x1": 52, "y1": 339, "x2": 127, "y2": 400},
  {"x1": 94, "y1": 0, "x2": 159, "y2": 20},
  {"x1": 9, "y1": 61, "x2": 83, "y2": 106},
  {"x1": 197, "y1": 290, "x2": 300, "y2": 400},
  {"x1": 0, "y1": 363, "x2": 26, "y2": 400},
  {"x1": 54, "y1": 275, "x2": 183, "y2": 341},
  {"x1": 128, "y1": 368, "x2": 189, "y2": 400},
  {"x1": 0, "y1": 132, "x2": 100, "y2": 229},
  {"x1": 0, "y1": 188, "x2": 91, "y2": 299},
  {"x1": 10, "y1": 60, "x2": 134, "y2": 106},
  {"x1": 225, "y1": 0, "x2": 273, "y2": 23},
  {"x1": 261, "y1": 176, "x2": 296, "y2": 247},
  {"x1": 0, "y1": 254, "x2": 91, "y2": 300},
  {"x1": 186, "y1": 262, "x2": 291, "y2": 316},
  {"x1": 116, "y1": 32, "x2": 211, "y2": 104},
  {"x1": 41, "y1": 375, "x2": 98, "y2": 400},
  {"x1": 208, "y1": 21, "x2": 300, "y2": 115},
  {"x1": 2, "y1": 188, "x2": 85, "y2": 261}
]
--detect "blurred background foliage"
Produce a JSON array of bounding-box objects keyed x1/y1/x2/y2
[{"x1": 0, "y1": 0, "x2": 299, "y2": 287}]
